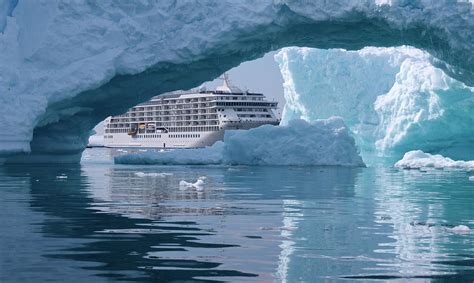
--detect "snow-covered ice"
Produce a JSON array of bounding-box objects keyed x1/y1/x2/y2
[
  {"x1": 115, "y1": 118, "x2": 365, "y2": 167},
  {"x1": 276, "y1": 47, "x2": 474, "y2": 159},
  {"x1": 0, "y1": 1, "x2": 473, "y2": 162},
  {"x1": 395, "y1": 150, "x2": 474, "y2": 170}
]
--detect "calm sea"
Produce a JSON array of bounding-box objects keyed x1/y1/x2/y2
[{"x1": 1, "y1": 148, "x2": 473, "y2": 282}]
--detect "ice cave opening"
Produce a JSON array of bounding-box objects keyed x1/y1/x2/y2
[{"x1": 0, "y1": 1, "x2": 472, "y2": 163}]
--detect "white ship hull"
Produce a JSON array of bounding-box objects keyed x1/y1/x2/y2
[
  {"x1": 104, "y1": 131, "x2": 224, "y2": 149},
  {"x1": 104, "y1": 121, "x2": 278, "y2": 148}
]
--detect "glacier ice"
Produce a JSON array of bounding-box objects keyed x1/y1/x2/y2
[
  {"x1": 115, "y1": 118, "x2": 365, "y2": 167},
  {"x1": 276, "y1": 47, "x2": 474, "y2": 159},
  {"x1": 0, "y1": 0, "x2": 473, "y2": 162},
  {"x1": 395, "y1": 150, "x2": 474, "y2": 171}
]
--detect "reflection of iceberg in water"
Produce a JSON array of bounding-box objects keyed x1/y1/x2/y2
[
  {"x1": 271, "y1": 165, "x2": 474, "y2": 281},
  {"x1": 2, "y1": 153, "x2": 473, "y2": 281},
  {"x1": 276, "y1": 199, "x2": 300, "y2": 283},
  {"x1": 370, "y1": 167, "x2": 474, "y2": 279}
]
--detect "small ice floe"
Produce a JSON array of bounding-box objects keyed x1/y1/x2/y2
[
  {"x1": 179, "y1": 176, "x2": 206, "y2": 191},
  {"x1": 134, "y1": 172, "x2": 172, "y2": 178},
  {"x1": 469, "y1": 176, "x2": 474, "y2": 181},
  {"x1": 56, "y1": 174, "x2": 68, "y2": 179},
  {"x1": 395, "y1": 150, "x2": 474, "y2": 170},
  {"x1": 449, "y1": 225, "x2": 471, "y2": 234}
]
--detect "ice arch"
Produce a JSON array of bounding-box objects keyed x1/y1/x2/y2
[{"x1": 0, "y1": 0, "x2": 473, "y2": 162}]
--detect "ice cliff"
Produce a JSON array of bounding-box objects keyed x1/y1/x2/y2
[
  {"x1": 115, "y1": 118, "x2": 365, "y2": 167},
  {"x1": 276, "y1": 47, "x2": 474, "y2": 159},
  {"x1": 0, "y1": 0, "x2": 473, "y2": 162}
]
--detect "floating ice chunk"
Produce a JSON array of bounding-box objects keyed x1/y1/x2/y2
[
  {"x1": 179, "y1": 176, "x2": 206, "y2": 190},
  {"x1": 449, "y1": 225, "x2": 471, "y2": 234},
  {"x1": 56, "y1": 175, "x2": 68, "y2": 179},
  {"x1": 469, "y1": 176, "x2": 474, "y2": 181},
  {"x1": 395, "y1": 150, "x2": 474, "y2": 170},
  {"x1": 134, "y1": 172, "x2": 172, "y2": 178},
  {"x1": 224, "y1": 118, "x2": 364, "y2": 166},
  {"x1": 115, "y1": 118, "x2": 365, "y2": 167}
]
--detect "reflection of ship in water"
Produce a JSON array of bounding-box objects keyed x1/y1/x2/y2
[{"x1": 81, "y1": 164, "x2": 288, "y2": 281}]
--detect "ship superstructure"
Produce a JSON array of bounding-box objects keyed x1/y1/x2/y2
[{"x1": 103, "y1": 75, "x2": 279, "y2": 148}]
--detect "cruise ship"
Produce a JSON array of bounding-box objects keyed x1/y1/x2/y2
[{"x1": 103, "y1": 75, "x2": 280, "y2": 148}]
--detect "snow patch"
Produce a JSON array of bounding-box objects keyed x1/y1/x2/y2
[
  {"x1": 115, "y1": 118, "x2": 365, "y2": 167},
  {"x1": 395, "y1": 150, "x2": 474, "y2": 170}
]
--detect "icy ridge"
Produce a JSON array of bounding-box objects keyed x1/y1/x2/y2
[
  {"x1": 115, "y1": 118, "x2": 365, "y2": 167},
  {"x1": 276, "y1": 47, "x2": 474, "y2": 159},
  {"x1": 0, "y1": 1, "x2": 473, "y2": 161}
]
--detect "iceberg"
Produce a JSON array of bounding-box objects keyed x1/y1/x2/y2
[
  {"x1": 276, "y1": 47, "x2": 474, "y2": 159},
  {"x1": 395, "y1": 150, "x2": 474, "y2": 171},
  {"x1": 0, "y1": 1, "x2": 473, "y2": 162},
  {"x1": 115, "y1": 118, "x2": 365, "y2": 167}
]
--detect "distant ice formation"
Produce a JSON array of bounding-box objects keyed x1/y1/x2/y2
[
  {"x1": 115, "y1": 118, "x2": 365, "y2": 167},
  {"x1": 276, "y1": 47, "x2": 474, "y2": 159},
  {"x1": 395, "y1": 150, "x2": 474, "y2": 170},
  {"x1": 0, "y1": 1, "x2": 473, "y2": 162}
]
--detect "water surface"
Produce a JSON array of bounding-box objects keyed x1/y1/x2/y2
[{"x1": 1, "y1": 148, "x2": 473, "y2": 282}]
